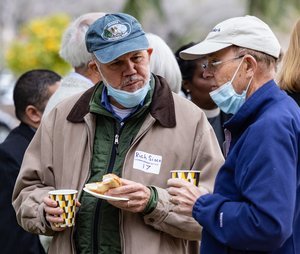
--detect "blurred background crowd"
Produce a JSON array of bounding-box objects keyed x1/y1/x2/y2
[{"x1": 0, "y1": 0, "x2": 299, "y2": 142}]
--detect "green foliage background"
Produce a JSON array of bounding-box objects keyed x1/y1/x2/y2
[{"x1": 5, "y1": 14, "x2": 71, "y2": 76}]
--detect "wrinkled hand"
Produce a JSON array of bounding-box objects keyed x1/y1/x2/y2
[
  {"x1": 43, "y1": 196, "x2": 80, "y2": 231},
  {"x1": 167, "y1": 178, "x2": 209, "y2": 217},
  {"x1": 106, "y1": 178, "x2": 150, "y2": 213}
]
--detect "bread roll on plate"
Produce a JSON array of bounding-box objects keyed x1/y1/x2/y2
[{"x1": 85, "y1": 173, "x2": 121, "y2": 194}]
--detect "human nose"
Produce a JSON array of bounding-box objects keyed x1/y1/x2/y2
[
  {"x1": 123, "y1": 60, "x2": 137, "y2": 76},
  {"x1": 203, "y1": 67, "x2": 214, "y2": 79}
]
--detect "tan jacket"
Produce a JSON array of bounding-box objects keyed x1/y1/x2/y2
[{"x1": 13, "y1": 76, "x2": 224, "y2": 254}]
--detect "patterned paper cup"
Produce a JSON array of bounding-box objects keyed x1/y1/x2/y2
[
  {"x1": 48, "y1": 189, "x2": 78, "y2": 228},
  {"x1": 170, "y1": 170, "x2": 201, "y2": 186}
]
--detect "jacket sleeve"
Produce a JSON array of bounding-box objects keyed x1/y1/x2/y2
[
  {"x1": 143, "y1": 187, "x2": 202, "y2": 240},
  {"x1": 144, "y1": 123, "x2": 224, "y2": 240},
  {"x1": 192, "y1": 116, "x2": 298, "y2": 251},
  {"x1": 12, "y1": 121, "x2": 56, "y2": 236}
]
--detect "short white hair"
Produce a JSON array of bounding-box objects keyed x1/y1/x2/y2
[
  {"x1": 59, "y1": 12, "x2": 105, "y2": 68},
  {"x1": 146, "y1": 33, "x2": 182, "y2": 93}
]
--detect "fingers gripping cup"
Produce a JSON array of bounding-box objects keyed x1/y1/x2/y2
[
  {"x1": 48, "y1": 189, "x2": 78, "y2": 227},
  {"x1": 170, "y1": 170, "x2": 201, "y2": 186}
]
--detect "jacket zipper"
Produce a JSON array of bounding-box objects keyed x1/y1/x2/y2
[
  {"x1": 119, "y1": 118, "x2": 155, "y2": 254},
  {"x1": 93, "y1": 121, "x2": 124, "y2": 254}
]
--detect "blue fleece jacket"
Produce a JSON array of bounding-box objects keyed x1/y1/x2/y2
[{"x1": 193, "y1": 80, "x2": 300, "y2": 254}]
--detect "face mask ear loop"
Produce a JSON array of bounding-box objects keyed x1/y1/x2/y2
[
  {"x1": 96, "y1": 64, "x2": 108, "y2": 86},
  {"x1": 230, "y1": 56, "x2": 245, "y2": 84},
  {"x1": 93, "y1": 54, "x2": 109, "y2": 85},
  {"x1": 244, "y1": 76, "x2": 254, "y2": 98}
]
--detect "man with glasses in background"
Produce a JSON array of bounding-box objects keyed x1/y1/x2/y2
[{"x1": 168, "y1": 15, "x2": 300, "y2": 254}]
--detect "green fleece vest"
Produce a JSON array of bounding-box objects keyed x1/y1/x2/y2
[{"x1": 75, "y1": 83, "x2": 153, "y2": 254}]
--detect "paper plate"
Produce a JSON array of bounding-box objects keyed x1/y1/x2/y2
[{"x1": 83, "y1": 187, "x2": 129, "y2": 201}]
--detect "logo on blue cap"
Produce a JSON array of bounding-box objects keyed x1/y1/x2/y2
[{"x1": 102, "y1": 20, "x2": 131, "y2": 41}]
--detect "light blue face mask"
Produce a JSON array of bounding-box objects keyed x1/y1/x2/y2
[
  {"x1": 209, "y1": 57, "x2": 253, "y2": 115},
  {"x1": 97, "y1": 63, "x2": 151, "y2": 108},
  {"x1": 105, "y1": 80, "x2": 151, "y2": 108}
]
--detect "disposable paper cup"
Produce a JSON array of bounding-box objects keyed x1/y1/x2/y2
[
  {"x1": 48, "y1": 189, "x2": 78, "y2": 228},
  {"x1": 170, "y1": 170, "x2": 201, "y2": 186}
]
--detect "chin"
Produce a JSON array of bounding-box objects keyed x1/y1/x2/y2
[{"x1": 124, "y1": 81, "x2": 144, "y2": 92}]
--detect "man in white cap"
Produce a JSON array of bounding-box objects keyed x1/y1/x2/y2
[
  {"x1": 12, "y1": 13, "x2": 224, "y2": 254},
  {"x1": 168, "y1": 15, "x2": 300, "y2": 253}
]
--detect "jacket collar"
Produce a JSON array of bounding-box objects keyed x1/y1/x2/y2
[
  {"x1": 67, "y1": 74, "x2": 176, "y2": 128},
  {"x1": 224, "y1": 79, "x2": 278, "y2": 134}
]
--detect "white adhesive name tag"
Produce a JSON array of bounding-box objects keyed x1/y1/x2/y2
[{"x1": 133, "y1": 151, "x2": 162, "y2": 174}]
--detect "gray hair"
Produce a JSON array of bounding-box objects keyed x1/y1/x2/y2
[
  {"x1": 146, "y1": 33, "x2": 182, "y2": 93},
  {"x1": 234, "y1": 46, "x2": 280, "y2": 70},
  {"x1": 59, "y1": 12, "x2": 105, "y2": 68}
]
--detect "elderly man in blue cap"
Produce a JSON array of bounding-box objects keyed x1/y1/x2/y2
[
  {"x1": 12, "y1": 13, "x2": 224, "y2": 254},
  {"x1": 168, "y1": 15, "x2": 300, "y2": 254}
]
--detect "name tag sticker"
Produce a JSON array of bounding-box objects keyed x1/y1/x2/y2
[{"x1": 133, "y1": 151, "x2": 162, "y2": 174}]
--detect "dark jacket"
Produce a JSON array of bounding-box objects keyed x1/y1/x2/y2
[
  {"x1": 193, "y1": 80, "x2": 300, "y2": 253},
  {"x1": 0, "y1": 122, "x2": 45, "y2": 254},
  {"x1": 207, "y1": 111, "x2": 231, "y2": 150}
]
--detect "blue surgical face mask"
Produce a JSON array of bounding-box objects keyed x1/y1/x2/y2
[
  {"x1": 209, "y1": 58, "x2": 253, "y2": 115},
  {"x1": 105, "y1": 80, "x2": 151, "y2": 108},
  {"x1": 97, "y1": 64, "x2": 151, "y2": 108}
]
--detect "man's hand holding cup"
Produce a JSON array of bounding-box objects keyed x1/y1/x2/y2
[{"x1": 167, "y1": 170, "x2": 208, "y2": 216}]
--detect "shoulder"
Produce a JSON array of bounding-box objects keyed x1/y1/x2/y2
[
  {"x1": 0, "y1": 124, "x2": 33, "y2": 162},
  {"x1": 246, "y1": 94, "x2": 300, "y2": 144},
  {"x1": 1, "y1": 124, "x2": 33, "y2": 146},
  {"x1": 52, "y1": 75, "x2": 92, "y2": 101},
  {"x1": 172, "y1": 93, "x2": 206, "y2": 119},
  {"x1": 171, "y1": 93, "x2": 213, "y2": 137},
  {"x1": 61, "y1": 74, "x2": 93, "y2": 89},
  {"x1": 0, "y1": 137, "x2": 20, "y2": 170},
  {"x1": 265, "y1": 91, "x2": 300, "y2": 125},
  {"x1": 45, "y1": 91, "x2": 86, "y2": 120}
]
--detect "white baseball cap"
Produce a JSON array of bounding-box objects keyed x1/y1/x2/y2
[{"x1": 180, "y1": 15, "x2": 281, "y2": 60}]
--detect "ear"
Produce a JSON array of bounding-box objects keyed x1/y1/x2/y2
[
  {"x1": 88, "y1": 60, "x2": 98, "y2": 72},
  {"x1": 25, "y1": 105, "x2": 42, "y2": 129},
  {"x1": 182, "y1": 80, "x2": 191, "y2": 94},
  {"x1": 244, "y1": 54, "x2": 257, "y2": 78},
  {"x1": 147, "y1": 48, "x2": 153, "y2": 58},
  {"x1": 88, "y1": 60, "x2": 102, "y2": 84}
]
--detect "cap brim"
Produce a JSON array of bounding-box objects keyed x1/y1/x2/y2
[
  {"x1": 93, "y1": 35, "x2": 149, "y2": 64},
  {"x1": 179, "y1": 40, "x2": 232, "y2": 60}
]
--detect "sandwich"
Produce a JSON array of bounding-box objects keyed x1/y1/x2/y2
[{"x1": 85, "y1": 173, "x2": 122, "y2": 194}]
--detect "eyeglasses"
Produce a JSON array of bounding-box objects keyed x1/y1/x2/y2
[{"x1": 201, "y1": 55, "x2": 245, "y2": 72}]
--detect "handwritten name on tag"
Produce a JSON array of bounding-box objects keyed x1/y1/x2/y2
[{"x1": 133, "y1": 151, "x2": 162, "y2": 174}]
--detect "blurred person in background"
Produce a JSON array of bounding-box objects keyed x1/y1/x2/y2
[
  {"x1": 13, "y1": 13, "x2": 224, "y2": 254},
  {"x1": 43, "y1": 12, "x2": 105, "y2": 115},
  {"x1": 175, "y1": 42, "x2": 230, "y2": 149},
  {"x1": 146, "y1": 33, "x2": 182, "y2": 93},
  {"x1": 277, "y1": 18, "x2": 300, "y2": 106},
  {"x1": 168, "y1": 15, "x2": 300, "y2": 254},
  {"x1": 0, "y1": 69, "x2": 60, "y2": 254}
]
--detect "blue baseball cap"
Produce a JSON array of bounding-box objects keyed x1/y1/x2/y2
[{"x1": 85, "y1": 13, "x2": 149, "y2": 64}]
